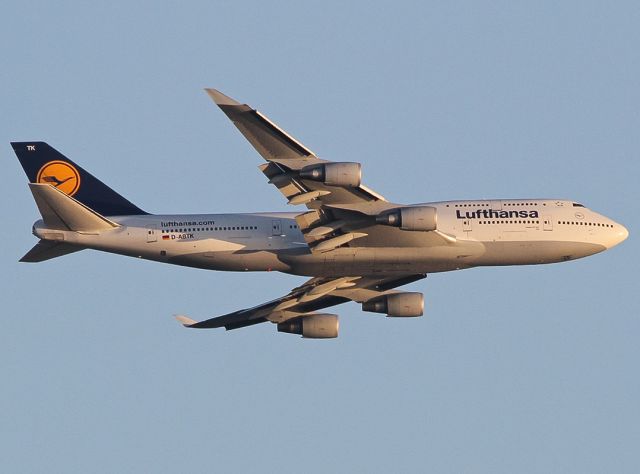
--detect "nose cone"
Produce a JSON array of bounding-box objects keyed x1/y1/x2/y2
[
  {"x1": 607, "y1": 222, "x2": 629, "y2": 249},
  {"x1": 618, "y1": 224, "x2": 629, "y2": 244}
]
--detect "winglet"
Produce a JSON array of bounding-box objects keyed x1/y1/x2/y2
[
  {"x1": 205, "y1": 88, "x2": 241, "y2": 106},
  {"x1": 175, "y1": 315, "x2": 198, "y2": 327}
]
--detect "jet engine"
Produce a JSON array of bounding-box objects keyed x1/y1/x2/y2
[
  {"x1": 362, "y1": 292, "x2": 424, "y2": 317},
  {"x1": 300, "y1": 162, "x2": 362, "y2": 187},
  {"x1": 277, "y1": 314, "x2": 339, "y2": 338},
  {"x1": 375, "y1": 206, "x2": 437, "y2": 231}
]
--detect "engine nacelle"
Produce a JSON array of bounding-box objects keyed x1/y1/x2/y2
[
  {"x1": 362, "y1": 292, "x2": 424, "y2": 317},
  {"x1": 376, "y1": 206, "x2": 437, "y2": 231},
  {"x1": 277, "y1": 314, "x2": 339, "y2": 338},
  {"x1": 300, "y1": 162, "x2": 362, "y2": 187}
]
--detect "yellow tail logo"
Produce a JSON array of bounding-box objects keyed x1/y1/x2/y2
[{"x1": 37, "y1": 161, "x2": 81, "y2": 196}]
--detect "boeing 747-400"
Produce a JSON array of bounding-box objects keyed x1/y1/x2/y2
[{"x1": 12, "y1": 89, "x2": 628, "y2": 338}]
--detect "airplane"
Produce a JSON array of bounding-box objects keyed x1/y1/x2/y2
[{"x1": 11, "y1": 89, "x2": 629, "y2": 339}]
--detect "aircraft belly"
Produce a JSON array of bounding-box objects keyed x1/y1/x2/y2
[
  {"x1": 478, "y1": 240, "x2": 606, "y2": 265},
  {"x1": 283, "y1": 242, "x2": 486, "y2": 277},
  {"x1": 168, "y1": 249, "x2": 291, "y2": 272}
]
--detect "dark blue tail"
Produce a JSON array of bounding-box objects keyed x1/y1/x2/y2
[{"x1": 11, "y1": 141, "x2": 146, "y2": 216}]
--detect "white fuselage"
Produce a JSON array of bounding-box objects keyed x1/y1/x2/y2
[{"x1": 33, "y1": 199, "x2": 628, "y2": 277}]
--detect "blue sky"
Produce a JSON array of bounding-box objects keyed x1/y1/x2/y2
[{"x1": 1, "y1": 1, "x2": 638, "y2": 473}]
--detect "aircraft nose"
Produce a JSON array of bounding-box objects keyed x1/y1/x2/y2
[
  {"x1": 607, "y1": 222, "x2": 629, "y2": 249},
  {"x1": 617, "y1": 224, "x2": 629, "y2": 244}
]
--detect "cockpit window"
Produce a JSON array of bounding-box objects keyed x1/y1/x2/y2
[{"x1": 572, "y1": 203, "x2": 585, "y2": 207}]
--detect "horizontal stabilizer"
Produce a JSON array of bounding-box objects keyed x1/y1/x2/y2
[
  {"x1": 29, "y1": 183, "x2": 119, "y2": 232},
  {"x1": 20, "y1": 240, "x2": 83, "y2": 263}
]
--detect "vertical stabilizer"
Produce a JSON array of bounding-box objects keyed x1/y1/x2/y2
[{"x1": 11, "y1": 141, "x2": 146, "y2": 216}]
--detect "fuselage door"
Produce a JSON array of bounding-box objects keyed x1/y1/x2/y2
[
  {"x1": 543, "y1": 216, "x2": 553, "y2": 231},
  {"x1": 462, "y1": 218, "x2": 472, "y2": 232},
  {"x1": 271, "y1": 219, "x2": 282, "y2": 236},
  {"x1": 146, "y1": 224, "x2": 157, "y2": 242}
]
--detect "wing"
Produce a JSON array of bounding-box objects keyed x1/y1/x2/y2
[
  {"x1": 207, "y1": 89, "x2": 457, "y2": 251},
  {"x1": 175, "y1": 274, "x2": 426, "y2": 331},
  {"x1": 206, "y1": 89, "x2": 386, "y2": 206}
]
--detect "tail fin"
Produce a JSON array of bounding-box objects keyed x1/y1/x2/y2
[{"x1": 11, "y1": 141, "x2": 146, "y2": 216}]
